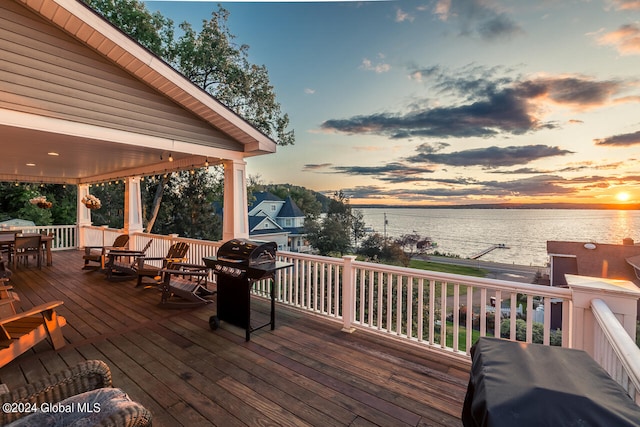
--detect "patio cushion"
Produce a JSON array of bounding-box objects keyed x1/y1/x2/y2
[{"x1": 5, "y1": 387, "x2": 151, "y2": 427}]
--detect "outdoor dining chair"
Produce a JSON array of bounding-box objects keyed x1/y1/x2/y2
[{"x1": 12, "y1": 234, "x2": 42, "y2": 269}]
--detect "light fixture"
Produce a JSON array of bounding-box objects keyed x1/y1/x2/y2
[
  {"x1": 584, "y1": 243, "x2": 597, "y2": 250},
  {"x1": 47, "y1": 152, "x2": 59, "y2": 156},
  {"x1": 169, "y1": 153, "x2": 174, "y2": 162},
  {"x1": 26, "y1": 163, "x2": 36, "y2": 167},
  {"x1": 204, "y1": 158, "x2": 209, "y2": 167}
]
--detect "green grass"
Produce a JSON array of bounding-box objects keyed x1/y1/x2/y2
[
  {"x1": 434, "y1": 321, "x2": 487, "y2": 352},
  {"x1": 409, "y1": 259, "x2": 488, "y2": 277}
]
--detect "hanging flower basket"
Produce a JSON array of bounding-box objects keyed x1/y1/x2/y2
[
  {"x1": 82, "y1": 194, "x2": 102, "y2": 210},
  {"x1": 30, "y1": 196, "x2": 52, "y2": 209}
]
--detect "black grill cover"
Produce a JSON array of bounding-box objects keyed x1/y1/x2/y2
[{"x1": 462, "y1": 337, "x2": 640, "y2": 427}]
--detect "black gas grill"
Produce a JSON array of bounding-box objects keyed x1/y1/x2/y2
[{"x1": 203, "y1": 238, "x2": 292, "y2": 341}]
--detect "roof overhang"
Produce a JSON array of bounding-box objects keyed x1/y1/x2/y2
[{"x1": 3, "y1": 0, "x2": 277, "y2": 185}]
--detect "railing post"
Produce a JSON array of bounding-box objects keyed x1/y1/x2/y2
[
  {"x1": 342, "y1": 255, "x2": 357, "y2": 333},
  {"x1": 566, "y1": 274, "x2": 640, "y2": 357}
]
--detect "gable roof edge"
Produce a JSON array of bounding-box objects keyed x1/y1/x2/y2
[{"x1": 17, "y1": 0, "x2": 277, "y2": 155}]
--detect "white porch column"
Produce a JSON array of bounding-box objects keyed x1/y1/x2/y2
[
  {"x1": 77, "y1": 184, "x2": 92, "y2": 248},
  {"x1": 124, "y1": 177, "x2": 144, "y2": 247},
  {"x1": 222, "y1": 159, "x2": 249, "y2": 241}
]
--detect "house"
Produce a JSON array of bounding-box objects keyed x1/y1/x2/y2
[
  {"x1": 248, "y1": 192, "x2": 308, "y2": 252},
  {"x1": 547, "y1": 238, "x2": 640, "y2": 322},
  {"x1": 547, "y1": 238, "x2": 640, "y2": 287}
]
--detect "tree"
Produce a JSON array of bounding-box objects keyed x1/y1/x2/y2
[
  {"x1": 173, "y1": 9, "x2": 294, "y2": 146},
  {"x1": 394, "y1": 233, "x2": 434, "y2": 267},
  {"x1": 142, "y1": 169, "x2": 222, "y2": 240},
  {"x1": 306, "y1": 191, "x2": 364, "y2": 256},
  {"x1": 82, "y1": 0, "x2": 295, "y2": 238},
  {"x1": 0, "y1": 183, "x2": 77, "y2": 226},
  {"x1": 83, "y1": 0, "x2": 174, "y2": 58}
]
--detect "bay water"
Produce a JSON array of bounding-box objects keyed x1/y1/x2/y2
[{"x1": 358, "y1": 208, "x2": 640, "y2": 267}]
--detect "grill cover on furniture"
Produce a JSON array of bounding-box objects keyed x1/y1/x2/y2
[
  {"x1": 462, "y1": 337, "x2": 640, "y2": 427},
  {"x1": 203, "y1": 239, "x2": 292, "y2": 341}
]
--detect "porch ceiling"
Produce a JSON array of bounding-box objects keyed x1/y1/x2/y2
[{"x1": 0, "y1": 123, "x2": 224, "y2": 185}]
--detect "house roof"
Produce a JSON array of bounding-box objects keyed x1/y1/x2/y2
[
  {"x1": 278, "y1": 196, "x2": 305, "y2": 218},
  {"x1": 250, "y1": 191, "x2": 283, "y2": 209},
  {"x1": 547, "y1": 240, "x2": 640, "y2": 286},
  {"x1": 248, "y1": 215, "x2": 281, "y2": 233},
  {"x1": 1, "y1": 0, "x2": 276, "y2": 185}
]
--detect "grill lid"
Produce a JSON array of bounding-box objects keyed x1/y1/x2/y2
[{"x1": 216, "y1": 238, "x2": 277, "y2": 266}]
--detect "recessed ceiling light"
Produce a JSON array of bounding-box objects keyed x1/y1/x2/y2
[
  {"x1": 26, "y1": 163, "x2": 36, "y2": 166},
  {"x1": 47, "y1": 152, "x2": 59, "y2": 156}
]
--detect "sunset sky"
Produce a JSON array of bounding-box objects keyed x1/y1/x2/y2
[{"x1": 146, "y1": 0, "x2": 640, "y2": 206}]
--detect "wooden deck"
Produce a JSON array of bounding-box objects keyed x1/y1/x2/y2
[{"x1": 0, "y1": 250, "x2": 469, "y2": 426}]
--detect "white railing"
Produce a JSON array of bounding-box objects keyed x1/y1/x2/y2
[
  {"x1": 592, "y1": 298, "x2": 640, "y2": 403},
  {"x1": 6, "y1": 224, "x2": 77, "y2": 250},
  {"x1": 82, "y1": 225, "x2": 125, "y2": 249},
  {"x1": 275, "y1": 253, "x2": 572, "y2": 355},
  {"x1": 78, "y1": 226, "x2": 640, "y2": 396},
  {"x1": 132, "y1": 232, "x2": 221, "y2": 271}
]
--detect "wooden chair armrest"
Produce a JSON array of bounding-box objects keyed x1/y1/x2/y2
[
  {"x1": 84, "y1": 246, "x2": 107, "y2": 256},
  {"x1": 108, "y1": 250, "x2": 145, "y2": 257},
  {"x1": 138, "y1": 256, "x2": 165, "y2": 262},
  {"x1": 172, "y1": 262, "x2": 208, "y2": 271},
  {"x1": 161, "y1": 268, "x2": 207, "y2": 277},
  {"x1": 0, "y1": 285, "x2": 13, "y2": 291},
  {"x1": 0, "y1": 300, "x2": 16, "y2": 308},
  {"x1": 0, "y1": 301, "x2": 64, "y2": 325}
]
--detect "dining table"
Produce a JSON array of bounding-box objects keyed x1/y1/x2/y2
[{"x1": 0, "y1": 233, "x2": 54, "y2": 266}]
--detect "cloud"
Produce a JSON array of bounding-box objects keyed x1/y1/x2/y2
[
  {"x1": 321, "y1": 89, "x2": 544, "y2": 138},
  {"x1": 321, "y1": 68, "x2": 633, "y2": 140},
  {"x1": 594, "y1": 129, "x2": 640, "y2": 146},
  {"x1": 303, "y1": 163, "x2": 333, "y2": 171},
  {"x1": 432, "y1": 0, "x2": 523, "y2": 41},
  {"x1": 331, "y1": 162, "x2": 436, "y2": 178},
  {"x1": 597, "y1": 24, "x2": 640, "y2": 55},
  {"x1": 406, "y1": 144, "x2": 574, "y2": 168},
  {"x1": 304, "y1": 88, "x2": 316, "y2": 95},
  {"x1": 360, "y1": 57, "x2": 391, "y2": 73},
  {"x1": 395, "y1": 8, "x2": 415, "y2": 23},
  {"x1": 608, "y1": 0, "x2": 640, "y2": 11},
  {"x1": 515, "y1": 76, "x2": 624, "y2": 109},
  {"x1": 341, "y1": 174, "x2": 578, "y2": 201}
]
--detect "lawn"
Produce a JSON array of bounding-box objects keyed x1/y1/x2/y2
[{"x1": 409, "y1": 259, "x2": 488, "y2": 277}]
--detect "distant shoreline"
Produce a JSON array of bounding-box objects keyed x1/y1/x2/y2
[{"x1": 352, "y1": 203, "x2": 640, "y2": 210}]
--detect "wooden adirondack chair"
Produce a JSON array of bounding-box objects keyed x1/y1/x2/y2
[
  {"x1": 159, "y1": 263, "x2": 215, "y2": 308},
  {"x1": 0, "y1": 301, "x2": 66, "y2": 368},
  {"x1": 0, "y1": 284, "x2": 20, "y2": 318},
  {"x1": 104, "y1": 239, "x2": 153, "y2": 281},
  {"x1": 82, "y1": 234, "x2": 129, "y2": 271},
  {"x1": 135, "y1": 242, "x2": 189, "y2": 287}
]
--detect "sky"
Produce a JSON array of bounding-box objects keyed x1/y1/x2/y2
[{"x1": 145, "y1": 0, "x2": 640, "y2": 206}]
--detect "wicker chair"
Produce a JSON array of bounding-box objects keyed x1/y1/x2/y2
[{"x1": 0, "y1": 360, "x2": 152, "y2": 426}]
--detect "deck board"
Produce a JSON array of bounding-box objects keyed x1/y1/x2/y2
[{"x1": 0, "y1": 250, "x2": 469, "y2": 426}]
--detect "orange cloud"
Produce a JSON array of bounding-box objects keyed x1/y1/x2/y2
[{"x1": 597, "y1": 24, "x2": 640, "y2": 55}]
